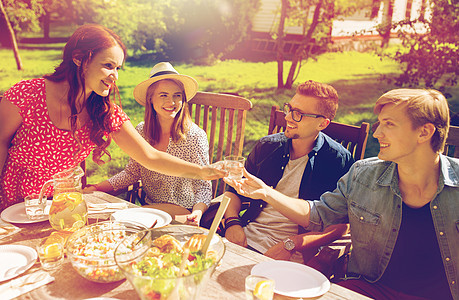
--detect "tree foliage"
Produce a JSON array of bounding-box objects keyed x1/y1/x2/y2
[
  {"x1": 275, "y1": 0, "x2": 372, "y2": 89},
  {"x1": 70, "y1": 0, "x2": 260, "y2": 63},
  {"x1": 2, "y1": 0, "x2": 259, "y2": 63},
  {"x1": 2, "y1": 0, "x2": 44, "y2": 33},
  {"x1": 2, "y1": 0, "x2": 71, "y2": 30},
  {"x1": 390, "y1": 0, "x2": 458, "y2": 88},
  {"x1": 0, "y1": 0, "x2": 22, "y2": 69},
  {"x1": 162, "y1": 0, "x2": 260, "y2": 63},
  {"x1": 70, "y1": 0, "x2": 173, "y2": 56}
]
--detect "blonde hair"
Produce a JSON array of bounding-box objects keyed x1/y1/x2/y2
[
  {"x1": 144, "y1": 79, "x2": 191, "y2": 144},
  {"x1": 374, "y1": 89, "x2": 450, "y2": 153}
]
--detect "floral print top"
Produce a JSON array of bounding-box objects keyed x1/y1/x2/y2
[
  {"x1": 0, "y1": 78, "x2": 129, "y2": 210},
  {"x1": 108, "y1": 122, "x2": 212, "y2": 210}
]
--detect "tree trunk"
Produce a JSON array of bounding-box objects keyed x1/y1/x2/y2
[
  {"x1": 276, "y1": 0, "x2": 288, "y2": 90},
  {"x1": 284, "y1": 0, "x2": 324, "y2": 89},
  {"x1": 43, "y1": 12, "x2": 50, "y2": 39},
  {"x1": 381, "y1": 0, "x2": 394, "y2": 48},
  {"x1": 0, "y1": 0, "x2": 23, "y2": 70}
]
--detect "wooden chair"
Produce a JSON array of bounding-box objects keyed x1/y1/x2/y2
[
  {"x1": 268, "y1": 105, "x2": 370, "y2": 160},
  {"x1": 444, "y1": 125, "x2": 459, "y2": 158},
  {"x1": 188, "y1": 92, "x2": 253, "y2": 198},
  {"x1": 126, "y1": 92, "x2": 253, "y2": 205}
]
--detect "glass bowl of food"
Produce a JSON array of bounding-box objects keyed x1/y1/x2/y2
[
  {"x1": 114, "y1": 225, "x2": 225, "y2": 300},
  {"x1": 66, "y1": 221, "x2": 146, "y2": 283}
]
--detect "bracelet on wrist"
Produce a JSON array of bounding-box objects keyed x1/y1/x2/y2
[
  {"x1": 225, "y1": 216, "x2": 240, "y2": 224},
  {"x1": 225, "y1": 219, "x2": 242, "y2": 229}
]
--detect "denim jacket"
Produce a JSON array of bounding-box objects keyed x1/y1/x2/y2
[
  {"x1": 227, "y1": 132, "x2": 354, "y2": 227},
  {"x1": 307, "y1": 155, "x2": 459, "y2": 299}
]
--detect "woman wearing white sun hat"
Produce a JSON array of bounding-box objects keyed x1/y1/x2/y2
[
  {"x1": 89, "y1": 62, "x2": 212, "y2": 226},
  {"x1": 0, "y1": 24, "x2": 224, "y2": 211}
]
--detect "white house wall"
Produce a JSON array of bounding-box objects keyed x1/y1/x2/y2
[{"x1": 252, "y1": 0, "x2": 432, "y2": 38}]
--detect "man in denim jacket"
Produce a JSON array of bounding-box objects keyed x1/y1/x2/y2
[
  {"x1": 223, "y1": 80, "x2": 354, "y2": 265},
  {"x1": 226, "y1": 89, "x2": 457, "y2": 299}
]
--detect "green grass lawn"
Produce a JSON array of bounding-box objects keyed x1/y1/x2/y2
[{"x1": 1, "y1": 45, "x2": 458, "y2": 184}]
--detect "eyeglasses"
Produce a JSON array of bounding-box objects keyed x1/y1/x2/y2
[{"x1": 283, "y1": 103, "x2": 325, "y2": 122}]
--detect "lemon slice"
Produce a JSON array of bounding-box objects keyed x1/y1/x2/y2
[
  {"x1": 65, "y1": 192, "x2": 82, "y2": 210},
  {"x1": 44, "y1": 243, "x2": 61, "y2": 259},
  {"x1": 72, "y1": 213, "x2": 83, "y2": 221},
  {"x1": 67, "y1": 192, "x2": 82, "y2": 204},
  {"x1": 59, "y1": 218, "x2": 66, "y2": 230},
  {"x1": 70, "y1": 220, "x2": 85, "y2": 231},
  {"x1": 53, "y1": 193, "x2": 66, "y2": 204},
  {"x1": 253, "y1": 280, "x2": 274, "y2": 300}
]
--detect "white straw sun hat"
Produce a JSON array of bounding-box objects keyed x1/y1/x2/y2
[{"x1": 133, "y1": 62, "x2": 198, "y2": 106}]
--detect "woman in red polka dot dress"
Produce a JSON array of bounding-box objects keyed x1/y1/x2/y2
[{"x1": 0, "y1": 24, "x2": 224, "y2": 211}]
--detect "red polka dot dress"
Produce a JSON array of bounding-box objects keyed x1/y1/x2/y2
[{"x1": 0, "y1": 78, "x2": 129, "y2": 210}]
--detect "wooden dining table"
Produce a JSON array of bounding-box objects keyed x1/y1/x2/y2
[{"x1": 0, "y1": 191, "x2": 370, "y2": 300}]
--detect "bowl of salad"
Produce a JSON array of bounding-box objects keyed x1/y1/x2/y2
[
  {"x1": 114, "y1": 225, "x2": 225, "y2": 300},
  {"x1": 66, "y1": 221, "x2": 146, "y2": 283}
]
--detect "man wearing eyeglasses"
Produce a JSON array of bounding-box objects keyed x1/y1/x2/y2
[
  {"x1": 223, "y1": 80, "x2": 354, "y2": 267},
  {"x1": 225, "y1": 89, "x2": 457, "y2": 300}
]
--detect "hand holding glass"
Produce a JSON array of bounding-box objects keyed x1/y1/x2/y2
[{"x1": 224, "y1": 156, "x2": 246, "y2": 180}]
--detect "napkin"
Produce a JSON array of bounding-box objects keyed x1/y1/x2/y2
[
  {"x1": 87, "y1": 202, "x2": 128, "y2": 212},
  {"x1": 0, "y1": 270, "x2": 54, "y2": 300},
  {"x1": 0, "y1": 220, "x2": 20, "y2": 241},
  {"x1": 87, "y1": 202, "x2": 129, "y2": 220}
]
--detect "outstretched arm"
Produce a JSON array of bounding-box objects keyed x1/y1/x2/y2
[
  {"x1": 224, "y1": 168, "x2": 311, "y2": 227},
  {"x1": 264, "y1": 224, "x2": 350, "y2": 262},
  {"x1": 112, "y1": 121, "x2": 225, "y2": 180}
]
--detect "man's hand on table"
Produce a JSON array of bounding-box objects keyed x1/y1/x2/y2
[{"x1": 264, "y1": 242, "x2": 293, "y2": 261}]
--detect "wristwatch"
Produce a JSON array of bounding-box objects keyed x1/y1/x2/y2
[{"x1": 282, "y1": 237, "x2": 295, "y2": 251}]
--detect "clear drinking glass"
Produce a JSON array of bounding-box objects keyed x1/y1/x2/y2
[
  {"x1": 24, "y1": 194, "x2": 47, "y2": 220},
  {"x1": 224, "y1": 156, "x2": 246, "y2": 180},
  {"x1": 36, "y1": 234, "x2": 65, "y2": 270},
  {"x1": 245, "y1": 275, "x2": 275, "y2": 300}
]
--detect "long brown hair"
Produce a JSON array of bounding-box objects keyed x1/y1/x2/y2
[
  {"x1": 43, "y1": 23, "x2": 127, "y2": 164},
  {"x1": 144, "y1": 79, "x2": 192, "y2": 145}
]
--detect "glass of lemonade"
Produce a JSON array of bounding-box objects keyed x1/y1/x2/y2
[
  {"x1": 36, "y1": 234, "x2": 65, "y2": 270},
  {"x1": 224, "y1": 156, "x2": 246, "y2": 180},
  {"x1": 245, "y1": 275, "x2": 275, "y2": 300}
]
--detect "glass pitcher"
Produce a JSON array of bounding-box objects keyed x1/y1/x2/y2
[{"x1": 38, "y1": 166, "x2": 88, "y2": 232}]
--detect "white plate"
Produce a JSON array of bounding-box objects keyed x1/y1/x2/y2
[
  {"x1": 0, "y1": 245, "x2": 37, "y2": 282},
  {"x1": 84, "y1": 298, "x2": 119, "y2": 300},
  {"x1": 251, "y1": 260, "x2": 330, "y2": 298},
  {"x1": 111, "y1": 207, "x2": 172, "y2": 228},
  {"x1": 1, "y1": 201, "x2": 52, "y2": 224}
]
